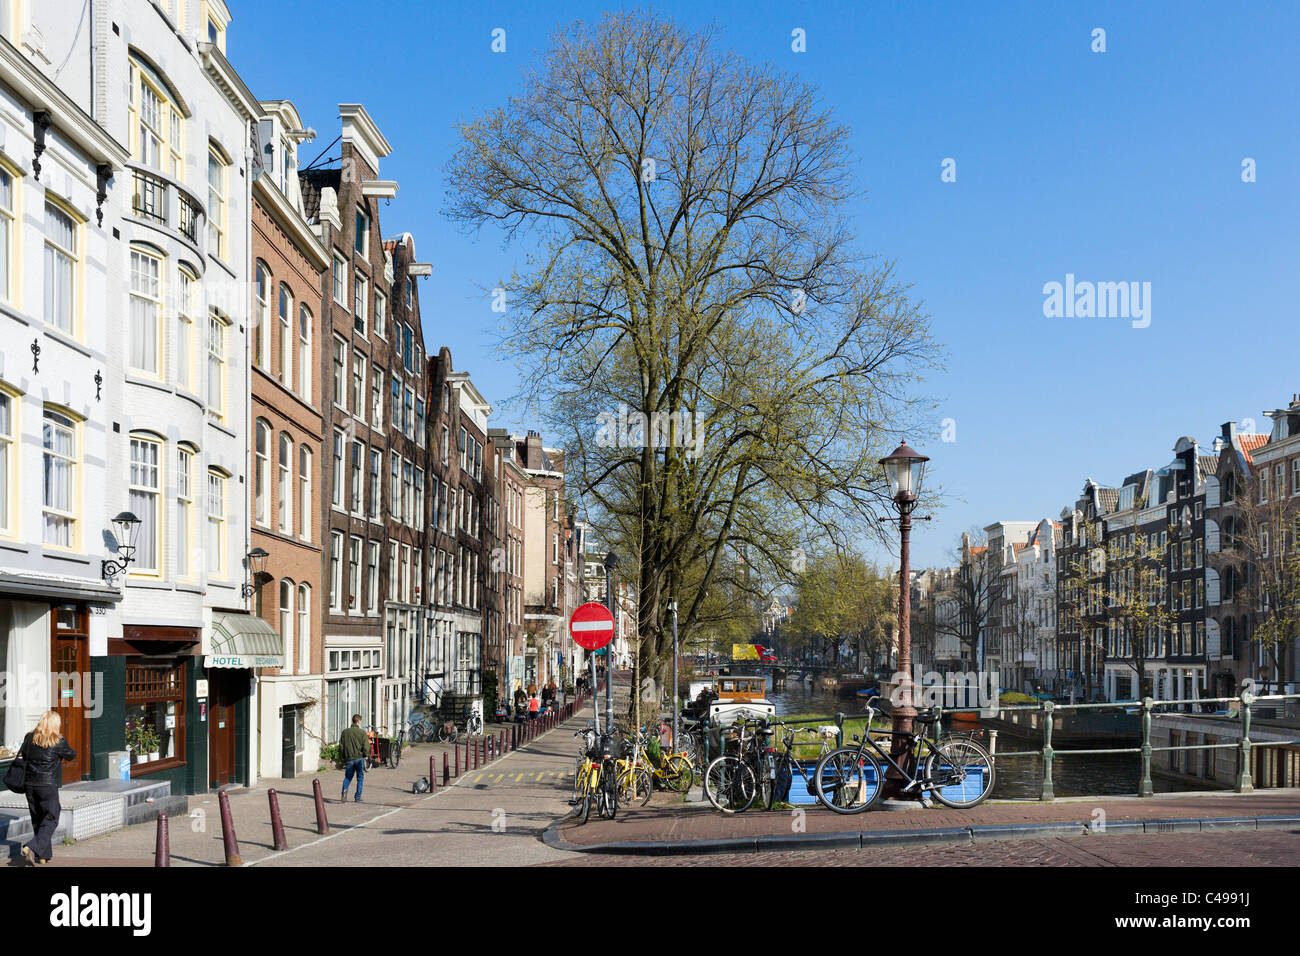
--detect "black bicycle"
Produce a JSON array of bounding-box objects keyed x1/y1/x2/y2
[{"x1": 813, "y1": 695, "x2": 995, "y2": 813}]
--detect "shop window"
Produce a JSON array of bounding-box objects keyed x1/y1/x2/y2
[{"x1": 126, "y1": 658, "x2": 185, "y2": 772}]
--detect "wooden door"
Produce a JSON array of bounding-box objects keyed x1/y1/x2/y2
[
  {"x1": 50, "y1": 606, "x2": 89, "y2": 784},
  {"x1": 209, "y1": 671, "x2": 237, "y2": 787}
]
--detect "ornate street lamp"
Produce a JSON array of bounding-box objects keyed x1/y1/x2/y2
[
  {"x1": 101, "y1": 512, "x2": 142, "y2": 583},
  {"x1": 242, "y1": 547, "x2": 270, "y2": 600},
  {"x1": 879, "y1": 441, "x2": 929, "y2": 796}
]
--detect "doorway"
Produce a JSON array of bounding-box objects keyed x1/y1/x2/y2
[
  {"x1": 50, "y1": 605, "x2": 89, "y2": 784},
  {"x1": 208, "y1": 670, "x2": 239, "y2": 788}
]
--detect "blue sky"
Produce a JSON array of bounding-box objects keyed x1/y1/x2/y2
[{"x1": 228, "y1": 1, "x2": 1300, "y2": 570}]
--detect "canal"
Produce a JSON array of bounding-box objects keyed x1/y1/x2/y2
[{"x1": 766, "y1": 674, "x2": 1203, "y2": 799}]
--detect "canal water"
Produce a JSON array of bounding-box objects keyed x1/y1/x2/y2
[{"x1": 765, "y1": 675, "x2": 1202, "y2": 799}]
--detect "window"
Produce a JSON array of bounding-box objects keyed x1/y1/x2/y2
[
  {"x1": 366, "y1": 541, "x2": 380, "y2": 611},
  {"x1": 441, "y1": 426, "x2": 449, "y2": 465},
  {"x1": 403, "y1": 461, "x2": 413, "y2": 526},
  {"x1": 404, "y1": 387, "x2": 414, "y2": 438},
  {"x1": 130, "y1": 59, "x2": 184, "y2": 177},
  {"x1": 406, "y1": 277, "x2": 413, "y2": 308},
  {"x1": 416, "y1": 399, "x2": 426, "y2": 447},
  {"x1": 368, "y1": 449, "x2": 381, "y2": 520},
  {"x1": 329, "y1": 532, "x2": 344, "y2": 611},
  {"x1": 414, "y1": 469, "x2": 426, "y2": 533},
  {"x1": 390, "y1": 452, "x2": 402, "y2": 522},
  {"x1": 176, "y1": 446, "x2": 194, "y2": 578},
  {"x1": 129, "y1": 436, "x2": 161, "y2": 573},
  {"x1": 206, "y1": 470, "x2": 226, "y2": 575},
  {"x1": 252, "y1": 262, "x2": 271, "y2": 369},
  {"x1": 1292, "y1": 458, "x2": 1300, "y2": 496},
  {"x1": 1260, "y1": 468, "x2": 1270, "y2": 503},
  {"x1": 391, "y1": 376, "x2": 400, "y2": 429},
  {"x1": 403, "y1": 325, "x2": 415, "y2": 373},
  {"x1": 126, "y1": 659, "x2": 185, "y2": 772},
  {"x1": 0, "y1": 166, "x2": 13, "y2": 301},
  {"x1": 254, "y1": 420, "x2": 270, "y2": 526},
  {"x1": 331, "y1": 429, "x2": 345, "y2": 509},
  {"x1": 176, "y1": 267, "x2": 196, "y2": 390},
  {"x1": 371, "y1": 365, "x2": 383, "y2": 428},
  {"x1": 42, "y1": 408, "x2": 77, "y2": 547},
  {"x1": 279, "y1": 433, "x2": 293, "y2": 534},
  {"x1": 355, "y1": 208, "x2": 370, "y2": 256},
  {"x1": 279, "y1": 285, "x2": 293, "y2": 386},
  {"x1": 374, "y1": 291, "x2": 387, "y2": 339},
  {"x1": 298, "y1": 446, "x2": 312, "y2": 541},
  {"x1": 297, "y1": 583, "x2": 311, "y2": 673},
  {"x1": 349, "y1": 537, "x2": 362, "y2": 612},
  {"x1": 207, "y1": 146, "x2": 227, "y2": 258},
  {"x1": 127, "y1": 248, "x2": 164, "y2": 375},
  {"x1": 298, "y1": 306, "x2": 313, "y2": 401},
  {"x1": 2, "y1": 389, "x2": 18, "y2": 532},
  {"x1": 332, "y1": 253, "x2": 347, "y2": 306},
  {"x1": 388, "y1": 539, "x2": 399, "y2": 601},
  {"x1": 44, "y1": 200, "x2": 78, "y2": 334},
  {"x1": 280, "y1": 580, "x2": 295, "y2": 675},
  {"x1": 332, "y1": 337, "x2": 347, "y2": 411},
  {"x1": 351, "y1": 350, "x2": 365, "y2": 418},
  {"x1": 353, "y1": 273, "x2": 368, "y2": 335},
  {"x1": 350, "y1": 441, "x2": 364, "y2": 513},
  {"x1": 207, "y1": 312, "x2": 228, "y2": 417}
]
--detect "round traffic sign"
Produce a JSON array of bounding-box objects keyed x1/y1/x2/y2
[{"x1": 569, "y1": 602, "x2": 615, "y2": 650}]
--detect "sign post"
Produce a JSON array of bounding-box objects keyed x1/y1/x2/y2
[{"x1": 570, "y1": 602, "x2": 616, "y2": 734}]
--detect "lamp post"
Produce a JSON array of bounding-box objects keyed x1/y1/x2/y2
[
  {"x1": 101, "y1": 512, "x2": 142, "y2": 583},
  {"x1": 604, "y1": 551, "x2": 619, "y2": 732},
  {"x1": 668, "y1": 598, "x2": 679, "y2": 746},
  {"x1": 879, "y1": 441, "x2": 929, "y2": 797}
]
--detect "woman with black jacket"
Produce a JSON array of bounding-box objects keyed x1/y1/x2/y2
[{"x1": 17, "y1": 710, "x2": 76, "y2": 865}]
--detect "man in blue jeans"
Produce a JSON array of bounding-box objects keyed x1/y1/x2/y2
[{"x1": 339, "y1": 714, "x2": 368, "y2": 802}]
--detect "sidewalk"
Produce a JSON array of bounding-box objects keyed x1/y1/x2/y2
[
  {"x1": 546, "y1": 789, "x2": 1300, "y2": 855},
  {"x1": 27, "y1": 698, "x2": 592, "y2": 868}
]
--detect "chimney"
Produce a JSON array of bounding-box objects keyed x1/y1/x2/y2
[{"x1": 525, "y1": 430, "x2": 543, "y2": 467}]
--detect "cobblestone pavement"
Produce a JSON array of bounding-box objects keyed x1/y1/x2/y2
[{"x1": 540, "y1": 827, "x2": 1300, "y2": 866}]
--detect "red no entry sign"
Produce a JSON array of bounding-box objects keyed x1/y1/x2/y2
[{"x1": 569, "y1": 602, "x2": 615, "y2": 650}]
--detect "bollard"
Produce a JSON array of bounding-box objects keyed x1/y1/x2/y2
[
  {"x1": 312, "y1": 777, "x2": 330, "y2": 835},
  {"x1": 218, "y1": 788, "x2": 242, "y2": 866},
  {"x1": 443, "y1": 751, "x2": 450, "y2": 786},
  {"x1": 268, "y1": 788, "x2": 288, "y2": 851},
  {"x1": 499, "y1": 730, "x2": 505, "y2": 758},
  {"x1": 473, "y1": 738, "x2": 479, "y2": 770},
  {"x1": 154, "y1": 812, "x2": 170, "y2": 868},
  {"x1": 1236, "y1": 690, "x2": 1255, "y2": 793},
  {"x1": 1138, "y1": 698, "x2": 1153, "y2": 798},
  {"x1": 454, "y1": 742, "x2": 460, "y2": 777},
  {"x1": 429, "y1": 754, "x2": 438, "y2": 792}
]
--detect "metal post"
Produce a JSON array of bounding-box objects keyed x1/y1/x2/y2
[
  {"x1": 430, "y1": 755, "x2": 438, "y2": 792},
  {"x1": 154, "y1": 812, "x2": 170, "y2": 868},
  {"x1": 455, "y1": 742, "x2": 460, "y2": 777},
  {"x1": 886, "y1": 505, "x2": 916, "y2": 796},
  {"x1": 836, "y1": 712, "x2": 845, "y2": 750},
  {"x1": 670, "y1": 599, "x2": 680, "y2": 748},
  {"x1": 218, "y1": 788, "x2": 242, "y2": 867},
  {"x1": 443, "y1": 751, "x2": 450, "y2": 787},
  {"x1": 1139, "y1": 697, "x2": 1154, "y2": 797},
  {"x1": 1040, "y1": 700, "x2": 1055, "y2": 801},
  {"x1": 312, "y1": 778, "x2": 330, "y2": 834},
  {"x1": 1236, "y1": 690, "x2": 1255, "y2": 793},
  {"x1": 590, "y1": 653, "x2": 600, "y2": 735},
  {"x1": 268, "y1": 788, "x2": 288, "y2": 851}
]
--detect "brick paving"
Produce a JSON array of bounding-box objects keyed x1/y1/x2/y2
[
  {"x1": 553, "y1": 789, "x2": 1300, "y2": 848},
  {"x1": 541, "y1": 828, "x2": 1300, "y2": 866}
]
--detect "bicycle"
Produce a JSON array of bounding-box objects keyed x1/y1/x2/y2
[
  {"x1": 703, "y1": 718, "x2": 774, "y2": 813},
  {"x1": 813, "y1": 695, "x2": 995, "y2": 814},
  {"x1": 570, "y1": 728, "x2": 620, "y2": 823},
  {"x1": 387, "y1": 727, "x2": 405, "y2": 769},
  {"x1": 765, "y1": 722, "x2": 838, "y2": 809},
  {"x1": 408, "y1": 713, "x2": 437, "y2": 743}
]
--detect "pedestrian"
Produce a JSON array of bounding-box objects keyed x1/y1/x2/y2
[
  {"x1": 16, "y1": 710, "x2": 76, "y2": 866},
  {"x1": 528, "y1": 692, "x2": 540, "y2": 721},
  {"x1": 339, "y1": 714, "x2": 368, "y2": 802},
  {"x1": 527, "y1": 681, "x2": 538, "y2": 697}
]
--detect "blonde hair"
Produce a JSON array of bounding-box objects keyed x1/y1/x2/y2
[{"x1": 33, "y1": 710, "x2": 62, "y2": 748}]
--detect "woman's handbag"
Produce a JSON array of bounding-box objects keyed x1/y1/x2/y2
[{"x1": 4, "y1": 749, "x2": 27, "y2": 794}]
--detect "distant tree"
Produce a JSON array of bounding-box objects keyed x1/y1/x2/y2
[{"x1": 934, "y1": 531, "x2": 996, "y2": 670}]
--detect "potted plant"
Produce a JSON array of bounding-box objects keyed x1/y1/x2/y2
[{"x1": 127, "y1": 722, "x2": 160, "y2": 764}]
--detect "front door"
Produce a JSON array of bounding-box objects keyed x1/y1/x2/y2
[
  {"x1": 208, "y1": 670, "x2": 237, "y2": 787},
  {"x1": 50, "y1": 605, "x2": 89, "y2": 784},
  {"x1": 281, "y1": 708, "x2": 296, "y2": 778}
]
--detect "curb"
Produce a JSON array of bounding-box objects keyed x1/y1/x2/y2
[{"x1": 541, "y1": 814, "x2": 1300, "y2": 856}]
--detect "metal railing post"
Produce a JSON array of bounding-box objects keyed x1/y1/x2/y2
[
  {"x1": 932, "y1": 703, "x2": 943, "y2": 748},
  {"x1": 836, "y1": 712, "x2": 845, "y2": 750},
  {"x1": 1139, "y1": 697, "x2": 1154, "y2": 797},
  {"x1": 1040, "y1": 700, "x2": 1054, "y2": 802},
  {"x1": 1236, "y1": 691, "x2": 1255, "y2": 793}
]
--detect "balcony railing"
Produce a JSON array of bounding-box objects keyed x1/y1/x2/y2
[{"x1": 128, "y1": 164, "x2": 204, "y2": 249}]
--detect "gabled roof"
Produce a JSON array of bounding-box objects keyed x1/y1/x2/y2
[
  {"x1": 1196, "y1": 455, "x2": 1219, "y2": 480},
  {"x1": 1240, "y1": 433, "x2": 1269, "y2": 465}
]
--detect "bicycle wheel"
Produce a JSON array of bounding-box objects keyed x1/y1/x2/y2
[
  {"x1": 925, "y1": 736, "x2": 996, "y2": 809},
  {"x1": 619, "y1": 766, "x2": 653, "y2": 806},
  {"x1": 703, "y1": 756, "x2": 756, "y2": 814},
  {"x1": 663, "y1": 754, "x2": 694, "y2": 793},
  {"x1": 813, "y1": 748, "x2": 883, "y2": 814},
  {"x1": 389, "y1": 741, "x2": 402, "y2": 769},
  {"x1": 597, "y1": 772, "x2": 618, "y2": 820},
  {"x1": 578, "y1": 792, "x2": 591, "y2": 824}
]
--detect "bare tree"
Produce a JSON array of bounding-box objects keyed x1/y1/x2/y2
[
  {"x1": 934, "y1": 532, "x2": 996, "y2": 670},
  {"x1": 445, "y1": 12, "x2": 940, "y2": 698}
]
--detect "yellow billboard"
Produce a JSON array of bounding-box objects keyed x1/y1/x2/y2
[{"x1": 732, "y1": 643, "x2": 759, "y2": 661}]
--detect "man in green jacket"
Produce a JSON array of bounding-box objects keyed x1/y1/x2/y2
[{"x1": 339, "y1": 714, "x2": 368, "y2": 802}]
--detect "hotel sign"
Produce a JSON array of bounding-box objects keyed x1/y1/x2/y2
[{"x1": 204, "y1": 654, "x2": 284, "y2": 669}]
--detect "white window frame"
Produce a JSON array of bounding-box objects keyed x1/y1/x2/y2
[{"x1": 128, "y1": 434, "x2": 162, "y2": 574}]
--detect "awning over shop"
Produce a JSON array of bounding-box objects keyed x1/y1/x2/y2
[
  {"x1": 205, "y1": 613, "x2": 284, "y2": 669},
  {"x1": 0, "y1": 568, "x2": 122, "y2": 604}
]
